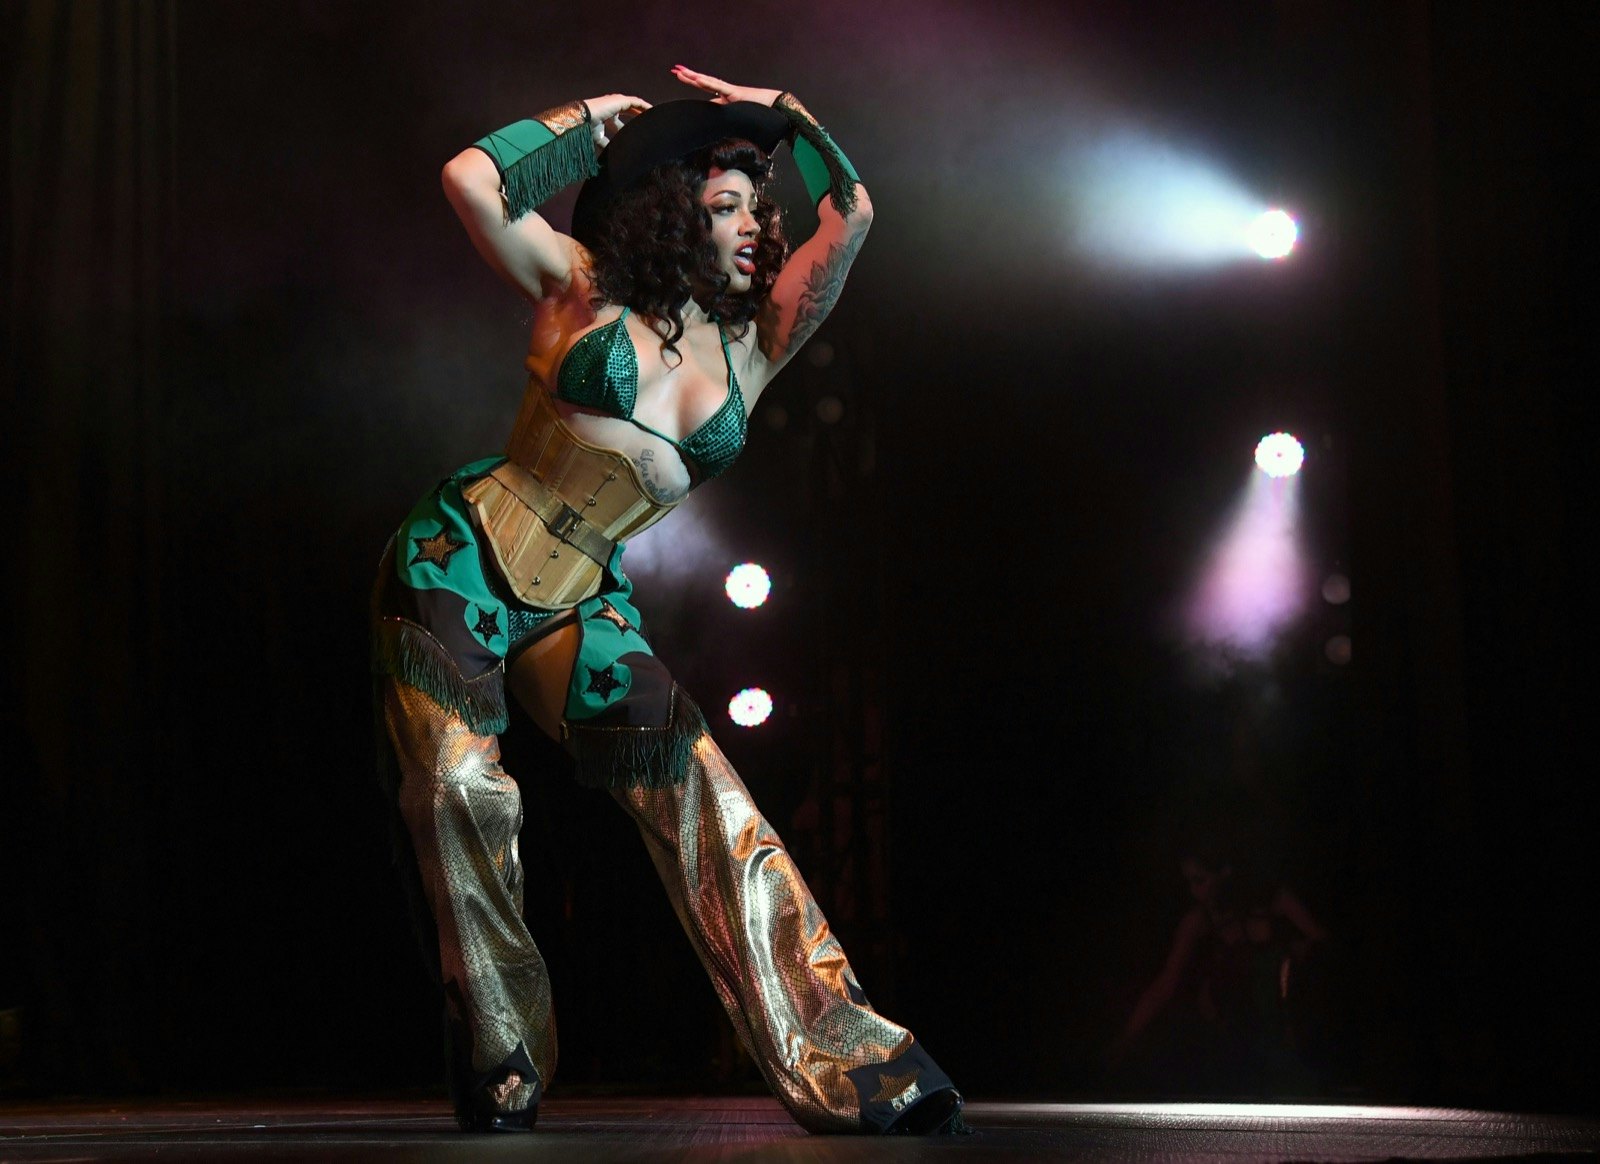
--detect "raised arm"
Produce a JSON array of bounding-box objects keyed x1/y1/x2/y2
[
  {"x1": 756, "y1": 95, "x2": 871, "y2": 379},
  {"x1": 441, "y1": 94, "x2": 649, "y2": 303},
  {"x1": 669, "y1": 69, "x2": 872, "y2": 387},
  {"x1": 1109, "y1": 906, "x2": 1207, "y2": 1064}
]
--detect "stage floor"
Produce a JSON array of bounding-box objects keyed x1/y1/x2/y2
[{"x1": 3, "y1": 1096, "x2": 1598, "y2": 1161}]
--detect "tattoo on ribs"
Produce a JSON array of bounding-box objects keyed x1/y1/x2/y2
[
  {"x1": 788, "y1": 230, "x2": 867, "y2": 352},
  {"x1": 633, "y1": 447, "x2": 688, "y2": 504}
]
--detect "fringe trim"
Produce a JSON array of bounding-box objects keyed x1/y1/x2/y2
[
  {"x1": 371, "y1": 617, "x2": 509, "y2": 736},
  {"x1": 564, "y1": 685, "x2": 708, "y2": 791},
  {"x1": 777, "y1": 97, "x2": 858, "y2": 217},
  {"x1": 501, "y1": 124, "x2": 599, "y2": 224}
]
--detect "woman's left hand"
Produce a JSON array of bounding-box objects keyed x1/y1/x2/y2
[{"x1": 671, "y1": 65, "x2": 782, "y2": 107}]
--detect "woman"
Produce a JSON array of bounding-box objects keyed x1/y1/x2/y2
[
  {"x1": 1110, "y1": 843, "x2": 1329, "y2": 1092},
  {"x1": 370, "y1": 66, "x2": 962, "y2": 1136}
]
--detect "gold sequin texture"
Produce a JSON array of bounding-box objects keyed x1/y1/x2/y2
[
  {"x1": 613, "y1": 731, "x2": 915, "y2": 1132},
  {"x1": 383, "y1": 677, "x2": 925, "y2": 1132},
  {"x1": 383, "y1": 680, "x2": 558, "y2": 1087},
  {"x1": 536, "y1": 100, "x2": 591, "y2": 136}
]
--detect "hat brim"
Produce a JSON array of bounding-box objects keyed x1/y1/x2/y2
[{"x1": 571, "y1": 100, "x2": 790, "y2": 249}]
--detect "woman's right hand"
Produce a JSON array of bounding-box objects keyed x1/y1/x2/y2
[
  {"x1": 583, "y1": 93, "x2": 651, "y2": 148},
  {"x1": 670, "y1": 65, "x2": 782, "y2": 108}
]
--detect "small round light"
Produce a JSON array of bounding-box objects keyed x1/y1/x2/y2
[
  {"x1": 728, "y1": 687, "x2": 774, "y2": 727},
  {"x1": 1254, "y1": 432, "x2": 1305, "y2": 478},
  {"x1": 724, "y1": 563, "x2": 771, "y2": 609},
  {"x1": 1248, "y1": 208, "x2": 1298, "y2": 259},
  {"x1": 1325, "y1": 635, "x2": 1352, "y2": 665},
  {"x1": 1322, "y1": 574, "x2": 1351, "y2": 605}
]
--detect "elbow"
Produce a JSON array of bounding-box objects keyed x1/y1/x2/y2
[
  {"x1": 825, "y1": 184, "x2": 873, "y2": 232},
  {"x1": 844, "y1": 185, "x2": 874, "y2": 231},
  {"x1": 441, "y1": 153, "x2": 466, "y2": 195},
  {"x1": 441, "y1": 148, "x2": 496, "y2": 204}
]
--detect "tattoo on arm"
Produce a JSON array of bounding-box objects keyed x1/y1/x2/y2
[
  {"x1": 783, "y1": 229, "x2": 868, "y2": 355},
  {"x1": 632, "y1": 446, "x2": 688, "y2": 504}
]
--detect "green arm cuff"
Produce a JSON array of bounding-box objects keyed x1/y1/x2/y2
[
  {"x1": 472, "y1": 102, "x2": 598, "y2": 223},
  {"x1": 776, "y1": 94, "x2": 861, "y2": 216}
]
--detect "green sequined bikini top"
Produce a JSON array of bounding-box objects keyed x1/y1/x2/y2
[{"x1": 554, "y1": 307, "x2": 747, "y2": 483}]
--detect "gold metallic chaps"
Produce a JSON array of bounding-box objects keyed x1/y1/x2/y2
[{"x1": 380, "y1": 677, "x2": 927, "y2": 1133}]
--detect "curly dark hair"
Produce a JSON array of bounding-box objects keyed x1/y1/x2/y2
[{"x1": 586, "y1": 138, "x2": 788, "y2": 358}]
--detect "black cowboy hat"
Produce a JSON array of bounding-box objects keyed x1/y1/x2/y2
[{"x1": 571, "y1": 100, "x2": 790, "y2": 248}]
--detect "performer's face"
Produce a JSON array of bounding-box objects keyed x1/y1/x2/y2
[
  {"x1": 702, "y1": 168, "x2": 760, "y2": 294},
  {"x1": 1181, "y1": 859, "x2": 1229, "y2": 906}
]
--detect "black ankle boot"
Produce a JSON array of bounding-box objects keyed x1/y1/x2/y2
[
  {"x1": 884, "y1": 1086, "x2": 967, "y2": 1135},
  {"x1": 458, "y1": 1086, "x2": 539, "y2": 1133},
  {"x1": 446, "y1": 1018, "x2": 541, "y2": 1133},
  {"x1": 454, "y1": 1063, "x2": 542, "y2": 1133},
  {"x1": 848, "y1": 1041, "x2": 967, "y2": 1134}
]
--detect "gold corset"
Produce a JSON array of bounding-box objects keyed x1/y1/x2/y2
[{"x1": 462, "y1": 387, "x2": 679, "y2": 610}]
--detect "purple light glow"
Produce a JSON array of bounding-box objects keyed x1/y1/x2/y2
[{"x1": 1186, "y1": 473, "x2": 1309, "y2": 656}]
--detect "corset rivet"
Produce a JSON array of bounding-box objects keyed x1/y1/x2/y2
[
  {"x1": 607, "y1": 472, "x2": 618, "y2": 481},
  {"x1": 586, "y1": 496, "x2": 597, "y2": 506},
  {"x1": 532, "y1": 576, "x2": 541, "y2": 585},
  {"x1": 550, "y1": 549, "x2": 560, "y2": 559}
]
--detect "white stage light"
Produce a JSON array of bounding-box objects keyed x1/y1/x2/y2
[
  {"x1": 1247, "y1": 209, "x2": 1299, "y2": 259},
  {"x1": 728, "y1": 687, "x2": 774, "y2": 728},
  {"x1": 1254, "y1": 432, "x2": 1305, "y2": 478},
  {"x1": 724, "y1": 563, "x2": 771, "y2": 609}
]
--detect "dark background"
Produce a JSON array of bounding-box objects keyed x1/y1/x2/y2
[{"x1": 5, "y1": 0, "x2": 1596, "y2": 1114}]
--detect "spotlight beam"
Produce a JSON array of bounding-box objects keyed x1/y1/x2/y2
[
  {"x1": 1185, "y1": 436, "x2": 1309, "y2": 657},
  {"x1": 1065, "y1": 130, "x2": 1300, "y2": 268}
]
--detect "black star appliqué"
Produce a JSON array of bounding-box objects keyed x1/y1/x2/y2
[
  {"x1": 593, "y1": 600, "x2": 634, "y2": 635},
  {"x1": 472, "y1": 605, "x2": 502, "y2": 645},
  {"x1": 410, "y1": 528, "x2": 467, "y2": 570},
  {"x1": 585, "y1": 664, "x2": 625, "y2": 700}
]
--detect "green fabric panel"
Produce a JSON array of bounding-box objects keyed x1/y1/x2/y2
[
  {"x1": 566, "y1": 547, "x2": 654, "y2": 721},
  {"x1": 792, "y1": 132, "x2": 860, "y2": 208},
  {"x1": 395, "y1": 456, "x2": 508, "y2": 662},
  {"x1": 474, "y1": 119, "x2": 557, "y2": 171},
  {"x1": 473, "y1": 118, "x2": 598, "y2": 223}
]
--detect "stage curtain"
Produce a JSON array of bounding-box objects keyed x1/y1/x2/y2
[{"x1": 5, "y1": 0, "x2": 175, "y2": 1091}]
